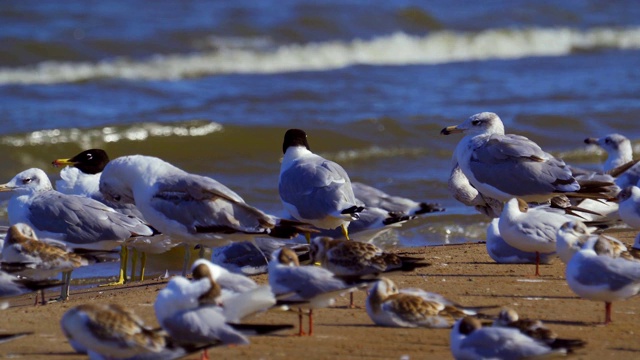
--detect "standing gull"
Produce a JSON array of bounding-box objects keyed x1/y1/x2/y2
[
  {"x1": 617, "y1": 185, "x2": 640, "y2": 229},
  {"x1": 99, "y1": 155, "x2": 306, "y2": 275},
  {"x1": 556, "y1": 220, "x2": 627, "y2": 264},
  {"x1": 485, "y1": 218, "x2": 554, "y2": 265},
  {"x1": 441, "y1": 112, "x2": 579, "y2": 203},
  {"x1": 498, "y1": 198, "x2": 573, "y2": 276},
  {"x1": 566, "y1": 236, "x2": 640, "y2": 324},
  {"x1": 279, "y1": 129, "x2": 363, "y2": 242},
  {"x1": 0, "y1": 168, "x2": 156, "y2": 285},
  {"x1": 53, "y1": 149, "x2": 174, "y2": 283}
]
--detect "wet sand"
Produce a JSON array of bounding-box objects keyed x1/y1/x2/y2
[{"x1": 2, "y1": 229, "x2": 640, "y2": 359}]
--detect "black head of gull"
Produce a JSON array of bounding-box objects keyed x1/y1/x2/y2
[
  {"x1": 283, "y1": 129, "x2": 310, "y2": 154},
  {"x1": 53, "y1": 149, "x2": 110, "y2": 175}
]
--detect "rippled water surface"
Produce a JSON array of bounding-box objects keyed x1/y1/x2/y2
[{"x1": 1, "y1": 1, "x2": 639, "y2": 278}]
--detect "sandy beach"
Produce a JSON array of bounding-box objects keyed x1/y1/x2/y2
[{"x1": 1, "y1": 228, "x2": 639, "y2": 360}]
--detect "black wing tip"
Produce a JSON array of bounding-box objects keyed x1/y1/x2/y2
[
  {"x1": 228, "y1": 323, "x2": 294, "y2": 335},
  {"x1": 415, "y1": 202, "x2": 446, "y2": 214}
]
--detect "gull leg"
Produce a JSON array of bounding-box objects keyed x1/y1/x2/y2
[
  {"x1": 305, "y1": 232, "x2": 311, "y2": 244},
  {"x1": 101, "y1": 247, "x2": 128, "y2": 286},
  {"x1": 605, "y1": 302, "x2": 612, "y2": 324},
  {"x1": 140, "y1": 252, "x2": 147, "y2": 281},
  {"x1": 297, "y1": 308, "x2": 306, "y2": 336},
  {"x1": 130, "y1": 248, "x2": 138, "y2": 282},
  {"x1": 308, "y1": 309, "x2": 314, "y2": 336},
  {"x1": 59, "y1": 271, "x2": 71, "y2": 301},
  {"x1": 534, "y1": 252, "x2": 540, "y2": 277},
  {"x1": 198, "y1": 245, "x2": 207, "y2": 259},
  {"x1": 341, "y1": 224, "x2": 351, "y2": 241}
]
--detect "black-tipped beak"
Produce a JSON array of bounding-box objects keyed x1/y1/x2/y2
[
  {"x1": 441, "y1": 126, "x2": 462, "y2": 135},
  {"x1": 584, "y1": 137, "x2": 599, "y2": 145}
]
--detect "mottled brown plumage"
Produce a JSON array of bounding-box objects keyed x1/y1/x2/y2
[{"x1": 191, "y1": 263, "x2": 222, "y2": 305}]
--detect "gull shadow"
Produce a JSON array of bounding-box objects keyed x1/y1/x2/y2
[
  {"x1": 609, "y1": 347, "x2": 640, "y2": 353},
  {"x1": 541, "y1": 319, "x2": 603, "y2": 327},
  {"x1": 27, "y1": 352, "x2": 82, "y2": 356},
  {"x1": 463, "y1": 294, "x2": 577, "y2": 300}
]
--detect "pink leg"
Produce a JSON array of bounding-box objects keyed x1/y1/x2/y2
[
  {"x1": 308, "y1": 309, "x2": 314, "y2": 336},
  {"x1": 534, "y1": 252, "x2": 540, "y2": 277},
  {"x1": 297, "y1": 308, "x2": 306, "y2": 336}
]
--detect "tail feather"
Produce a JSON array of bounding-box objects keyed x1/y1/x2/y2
[{"x1": 414, "y1": 202, "x2": 445, "y2": 215}]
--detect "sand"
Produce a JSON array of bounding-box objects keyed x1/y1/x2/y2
[{"x1": 2, "y1": 229, "x2": 640, "y2": 359}]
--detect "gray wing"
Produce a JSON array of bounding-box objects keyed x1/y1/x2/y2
[
  {"x1": 352, "y1": 182, "x2": 419, "y2": 215},
  {"x1": 279, "y1": 158, "x2": 357, "y2": 220},
  {"x1": 574, "y1": 255, "x2": 640, "y2": 291},
  {"x1": 469, "y1": 134, "x2": 577, "y2": 196},
  {"x1": 461, "y1": 327, "x2": 554, "y2": 359},
  {"x1": 27, "y1": 192, "x2": 153, "y2": 246},
  {"x1": 149, "y1": 173, "x2": 274, "y2": 235},
  {"x1": 272, "y1": 265, "x2": 351, "y2": 299},
  {"x1": 162, "y1": 306, "x2": 249, "y2": 346}
]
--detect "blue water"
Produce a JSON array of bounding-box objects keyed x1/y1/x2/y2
[{"x1": 1, "y1": 1, "x2": 640, "y2": 278}]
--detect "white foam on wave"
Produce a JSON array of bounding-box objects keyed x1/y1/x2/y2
[
  {"x1": 1, "y1": 27, "x2": 640, "y2": 85},
  {"x1": 0, "y1": 121, "x2": 223, "y2": 148}
]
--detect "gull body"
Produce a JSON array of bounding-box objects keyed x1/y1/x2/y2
[
  {"x1": 279, "y1": 129, "x2": 362, "y2": 240},
  {"x1": 585, "y1": 134, "x2": 640, "y2": 189},
  {"x1": 566, "y1": 236, "x2": 640, "y2": 324},
  {"x1": 442, "y1": 112, "x2": 579, "y2": 203},
  {"x1": 556, "y1": 220, "x2": 627, "y2": 264},
  {"x1": 485, "y1": 218, "x2": 554, "y2": 265}
]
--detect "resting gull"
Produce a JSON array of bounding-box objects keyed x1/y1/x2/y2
[{"x1": 585, "y1": 133, "x2": 640, "y2": 189}]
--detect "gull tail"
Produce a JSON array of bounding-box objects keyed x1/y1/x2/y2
[
  {"x1": 549, "y1": 338, "x2": 587, "y2": 353},
  {"x1": 341, "y1": 205, "x2": 365, "y2": 220},
  {"x1": 382, "y1": 213, "x2": 416, "y2": 226},
  {"x1": 269, "y1": 219, "x2": 319, "y2": 239}
]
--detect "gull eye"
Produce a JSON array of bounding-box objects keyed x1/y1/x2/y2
[
  {"x1": 471, "y1": 120, "x2": 481, "y2": 126},
  {"x1": 605, "y1": 138, "x2": 611, "y2": 144},
  {"x1": 86, "y1": 154, "x2": 93, "y2": 160},
  {"x1": 113, "y1": 194, "x2": 121, "y2": 201},
  {"x1": 22, "y1": 178, "x2": 32, "y2": 184}
]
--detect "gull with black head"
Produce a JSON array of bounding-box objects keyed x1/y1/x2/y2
[{"x1": 279, "y1": 129, "x2": 363, "y2": 243}]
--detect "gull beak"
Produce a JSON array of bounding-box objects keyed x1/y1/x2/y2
[
  {"x1": 584, "y1": 137, "x2": 599, "y2": 145},
  {"x1": 52, "y1": 158, "x2": 76, "y2": 167},
  {"x1": 440, "y1": 125, "x2": 463, "y2": 135},
  {"x1": 0, "y1": 183, "x2": 16, "y2": 192}
]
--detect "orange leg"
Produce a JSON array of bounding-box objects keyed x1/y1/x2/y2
[
  {"x1": 605, "y1": 302, "x2": 612, "y2": 325},
  {"x1": 308, "y1": 309, "x2": 314, "y2": 336}
]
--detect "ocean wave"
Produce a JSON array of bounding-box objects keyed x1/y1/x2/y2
[
  {"x1": 1, "y1": 27, "x2": 640, "y2": 85},
  {"x1": 0, "y1": 120, "x2": 223, "y2": 148}
]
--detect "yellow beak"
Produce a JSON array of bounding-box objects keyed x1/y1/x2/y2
[
  {"x1": 52, "y1": 158, "x2": 76, "y2": 167},
  {"x1": 0, "y1": 183, "x2": 16, "y2": 192},
  {"x1": 440, "y1": 125, "x2": 464, "y2": 135}
]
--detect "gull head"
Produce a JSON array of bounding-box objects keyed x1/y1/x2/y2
[
  {"x1": 368, "y1": 277, "x2": 399, "y2": 314},
  {"x1": 282, "y1": 128, "x2": 310, "y2": 154},
  {"x1": 309, "y1": 236, "x2": 332, "y2": 263},
  {"x1": 275, "y1": 247, "x2": 300, "y2": 267},
  {"x1": 191, "y1": 258, "x2": 224, "y2": 281},
  {"x1": 191, "y1": 261, "x2": 222, "y2": 304},
  {"x1": 455, "y1": 316, "x2": 482, "y2": 336},
  {"x1": 504, "y1": 198, "x2": 529, "y2": 214},
  {"x1": 584, "y1": 133, "x2": 631, "y2": 155},
  {"x1": 440, "y1": 112, "x2": 505, "y2": 137},
  {"x1": 6, "y1": 223, "x2": 38, "y2": 245},
  {"x1": 0, "y1": 168, "x2": 53, "y2": 194},
  {"x1": 52, "y1": 149, "x2": 110, "y2": 175},
  {"x1": 497, "y1": 307, "x2": 519, "y2": 324}
]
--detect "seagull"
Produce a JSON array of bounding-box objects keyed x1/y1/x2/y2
[
  {"x1": 351, "y1": 182, "x2": 443, "y2": 216},
  {"x1": 498, "y1": 198, "x2": 574, "y2": 276},
  {"x1": 61, "y1": 303, "x2": 216, "y2": 360},
  {"x1": 492, "y1": 307, "x2": 586, "y2": 351},
  {"x1": 310, "y1": 236, "x2": 430, "y2": 307},
  {"x1": 52, "y1": 148, "x2": 174, "y2": 283},
  {"x1": 618, "y1": 185, "x2": 640, "y2": 229},
  {"x1": 566, "y1": 235, "x2": 640, "y2": 324},
  {"x1": 155, "y1": 268, "x2": 291, "y2": 352},
  {"x1": 556, "y1": 220, "x2": 627, "y2": 264},
  {"x1": 268, "y1": 247, "x2": 368, "y2": 336},
  {"x1": 441, "y1": 112, "x2": 579, "y2": 203},
  {"x1": 1, "y1": 223, "x2": 88, "y2": 304},
  {"x1": 366, "y1": 277, "x2": 487, "y2": 328},
  {"x1": 485, "y1": 218, "x2": 555, "y2": 264},
  {"x1": 450, "y1": 316, "x2": 583, "y2": 359},
  {"x1": 0, "y1": 168, "x2": 157, "y2": 286},
  {"x1": 279, "y1": 129, "x2": 363, "y2": 242},
  {"x1": 585, "y1": 134, "x2": 640, "y2": 189},
  {"x1": 99, "y1": 154, "x2": 307, "y2": 275}
]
